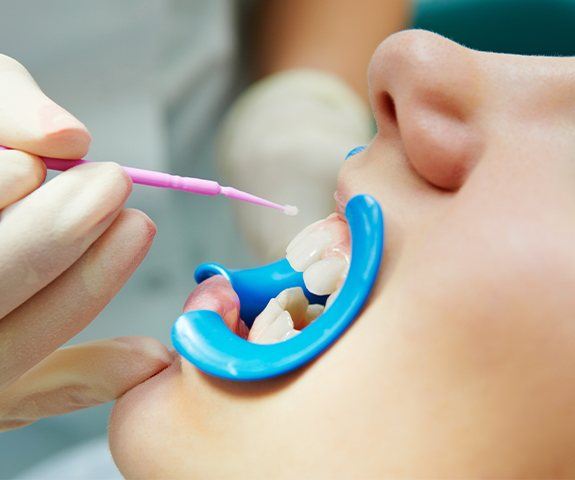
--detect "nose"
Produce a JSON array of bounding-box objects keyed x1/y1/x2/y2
[{"x1": 368, "y1": 30, "x2": 483, "y2": 190}]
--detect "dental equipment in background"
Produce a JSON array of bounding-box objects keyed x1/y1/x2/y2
[
  {"x1": 172, "y1": 194, "x2": 384, "y2": 381},
  {"x1": 0, "y1": 145, "x2": 298, "y2": 215}
]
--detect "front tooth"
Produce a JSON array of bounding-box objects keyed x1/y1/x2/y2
[
  {"x1": 303, "y1": 256, "x2": 348, "y2": 295},
  {"x1": 252, "y1": 310, "x2": 294, "y2": 344},
  {"x1": 249, "y1": 298, "x2": 284, "y2": 340},
  {"x1": 276, "y1": 287, "x2": 309, "y2": 329},
  {"x1": 286, "y1": 214, "x2": 350, "y2": 272},
  {"x1": 285, "y1": 214, "x2": 339, "y2": 256},
  {"x1": 286, "y1": 230, "x2": 332, "y2": 271},
  {"x1": 305, "y1": 304, "x2": 324, "y2": 324},
  {"x1": 286, "y1": 219, "x2": 324, "y2": 254}
]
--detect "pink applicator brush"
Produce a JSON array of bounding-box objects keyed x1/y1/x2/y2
[{"x1": 0, "y1": 146, "x2": 298, "y2": 215}]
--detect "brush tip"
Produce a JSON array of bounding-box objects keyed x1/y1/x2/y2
[{"x1": 283, "y1": 205, "x2": 299, "y2": 216}]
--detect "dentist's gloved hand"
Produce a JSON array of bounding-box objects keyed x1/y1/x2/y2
[
  {"x1": 0, "y1": 54, "x2": 171, "y2": 431},
  {"x1": 217, "y1": 69, "x2": 372, "y2": 261}
]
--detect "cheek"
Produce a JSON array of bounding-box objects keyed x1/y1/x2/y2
[
  {"x1": 387, "y1": 210, "x2": 575, "y2": 447},
  {"x1": 399, "y1": 211, "x2": 575, "y2": 368}
]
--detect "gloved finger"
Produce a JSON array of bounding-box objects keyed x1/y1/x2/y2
[
  {"x1": 0, "y1": 336, "x2": 171, "y2": 431},
  {"x1": 0, "y1": 54, "x2": 90, "y2": 158},
  {"x1": 183, "y1": 276, "x2": 249, "y2": 338},
  {"x1": 0, "y1": 208, "x2": 154, "y2": 388},
  {"x1": 0, "y1": 162, "x2": 132, "y2": 320},
  {"x1": 0, "y1": 149, "x2": 46, "y2": 209},
  {"x1": 216, "y1": 70, "x2": 372, "y2": 261}
]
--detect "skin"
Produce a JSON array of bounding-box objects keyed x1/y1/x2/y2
[
  {"x1": 0, "y1": 54, "x2": 171, "y2": 430},
  {"x1": 110, "y1": 31, "x2": 575, "y2": 478}
]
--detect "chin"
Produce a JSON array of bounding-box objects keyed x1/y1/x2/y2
[{"x1": 109, "y1": 360, "x2": 184, "y2": 479}]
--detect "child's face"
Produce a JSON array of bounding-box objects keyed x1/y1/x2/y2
[{"x1": 110, "y1": 31, "x2": 575, "y2": 478}]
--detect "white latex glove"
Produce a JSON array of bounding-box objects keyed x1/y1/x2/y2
[
  {"x1": 0, "y1": 54, "x2": 171, "y2": 431},
  {"x1": 217, "y1": 69, "x2": 372, "y2": 261}
]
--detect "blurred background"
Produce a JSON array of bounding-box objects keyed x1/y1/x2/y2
[{"x1": 0, "y1": 0, "x2": 574, "y2": 478}]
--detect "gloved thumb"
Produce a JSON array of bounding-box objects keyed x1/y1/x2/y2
[{"x1": 0, "y1": 337, "x2": 171, "y2": 431}]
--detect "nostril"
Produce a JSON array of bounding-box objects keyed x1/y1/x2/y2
[
  {"x1": 383, "y1": 93, "x2": 397, "y2": 123},
  {"x1": 378, "y1": 92, "x2": 397, "y2": 127}
]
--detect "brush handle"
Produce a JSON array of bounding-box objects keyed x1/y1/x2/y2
[
  {"x1": 42, "y1": 157, "x2": 222, "y2": 196},
  {"x1": 0, "y1": 145, "x2": 290, "y2": 211}
]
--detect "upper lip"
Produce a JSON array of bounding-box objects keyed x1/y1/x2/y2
[{"x1": 334, "y1": 181, "x2": 351, "y2": 215}]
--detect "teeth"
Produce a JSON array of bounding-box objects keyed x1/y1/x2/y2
[
  {"x1": 251, "y1": 310, "x2": 294, "y2": 344},
  {"x1": 286, "y1": 214, "x2": 350, "y2": 300},
  {"x1": 285, "y1": 218, "x2": 325, "y2": 255},
  {"x1": 305, "y1": 304, "x2": 324, "y2": 324},
  {"x1": 303, "y1": 256, "x2": 348, "y2": 295},
  {"x1": 286, "y1": 230, "x2": 332, "y2": 271},
  {"x1": 250, "y1": 213, "x2": 352, "y2": 345},
  {"x1": 286, "y1": 214, "x2": 347, "y2": 272},
  {"x1": 248, "y1": 289, "x2": 325, "y2": 344},
  {"x1": 276, "y1": 287, "x2": 309, "y2": 329},
  {"x1": 248, "y1": 298, "x2": 284, "y2": 340}
]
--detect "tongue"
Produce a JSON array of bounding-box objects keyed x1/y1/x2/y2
[{"x1": 183, "y1": 276, "x2": 249, "y2": 338}]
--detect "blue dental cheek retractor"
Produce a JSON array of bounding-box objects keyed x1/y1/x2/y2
[{"x1": 171, "y1": 194, "x2": 384, "y2": 381}]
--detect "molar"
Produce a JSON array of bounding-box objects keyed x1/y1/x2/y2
[
  {"x1": 276, "y1": 287, "x2": 309, "y2": 328},
  {"x1": 248, "y1": 288, "x2": 322, "y2": 344}
]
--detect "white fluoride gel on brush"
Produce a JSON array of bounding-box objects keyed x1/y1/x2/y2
[{"x1": 283, "y1": 205, "x2": 299, "y2": 216}]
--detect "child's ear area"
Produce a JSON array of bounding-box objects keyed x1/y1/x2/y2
[{"x1": 367, "y1": 30, "x2": 485, "y2": 191}]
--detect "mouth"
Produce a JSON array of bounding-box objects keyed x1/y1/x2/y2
[
  {"x1": 172, "y1": 193, "x2": 383, "y2": 380},
  {"x1": 248, "y1": 211, "x2": 351, "y2": 344}
]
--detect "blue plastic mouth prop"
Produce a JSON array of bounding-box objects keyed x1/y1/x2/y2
[{"x1": 171, "y1": 194, "x2": 384, "y2": 381}]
